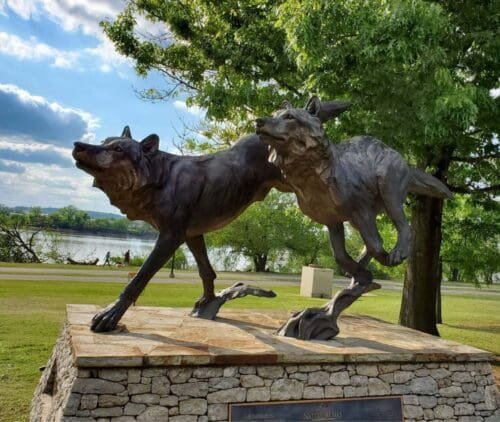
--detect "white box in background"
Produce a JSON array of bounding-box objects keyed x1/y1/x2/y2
[{"x1": 300, "y1": 266, "x2": 333, "y2": 298}]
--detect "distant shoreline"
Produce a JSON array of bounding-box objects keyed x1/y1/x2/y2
[{"x1": 27, "y1": 227, "x2": 157, "y2": 241}]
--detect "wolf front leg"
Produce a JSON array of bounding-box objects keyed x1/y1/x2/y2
[
  {"x1": 91, "y1": 231, "x2": 183, "y2": 332},
  {"x1": 186, "y1": 235, "x2": 216, "y2": 303}
]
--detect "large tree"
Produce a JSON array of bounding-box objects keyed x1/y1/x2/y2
[
  {"x1": 103, "y1": 0, "x2": 499, "y2": 334},
  {"x1": 48, "y1": 206, "x2": 90, "y2": 230},
  {"x1": 207, "y1": 191, "x2": 325, "y2": 272},
  {"x1": 441, "y1": 196, "x2": 499, "y2": 284}
]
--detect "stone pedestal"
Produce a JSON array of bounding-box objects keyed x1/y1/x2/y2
[
  {"x1": 300, "y1": 266, "x2": 333, "y2": 298},
  {"x1": 31, "y1": 305, "x2": 499, "y2": 421}
]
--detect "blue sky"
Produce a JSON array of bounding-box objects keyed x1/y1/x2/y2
[{"x1": 0, "y1": 0, "x2": 204, "y2": 213}]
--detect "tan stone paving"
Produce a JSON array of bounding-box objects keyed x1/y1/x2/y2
[{"x1": 67, "y1": 305, "x2": 494, "y2": 368}]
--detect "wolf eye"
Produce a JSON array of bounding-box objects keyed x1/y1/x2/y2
[
  {"x1": 114, "y1": 145, "x2": 123, "y2": 152},
  {"x1": 283, "y1": 114, "x2": 295, "y2": 121}
]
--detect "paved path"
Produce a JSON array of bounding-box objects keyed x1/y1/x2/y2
[
  {"x1": 1, "y1": 266, "x2": 499, "y2": 296},
  {"x1": 0, "y1": 266, "x2": 301, "y2": 286}
]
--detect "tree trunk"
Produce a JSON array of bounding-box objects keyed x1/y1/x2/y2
[
  {"x1": 485, "y1": 272, "x2": 493, "y2": 286},
  {"x1": 436, "y1": 259, "x2": 442, "y2": 324},
  {"x1": 399, "y1": 195, "x2": 443, "y2": 336},
  {"x1": 0, "y1": 225, "x2": 42, "y2": 263},
  {"x1": 253, "y1": 253, "x2": 268, "y2": 272},
  {"x1": 169, "y1": 255, "x2": 175, "y2": 278},
  {"x1": 450, "y1": 268, "x2": 459, "y2": 282}
]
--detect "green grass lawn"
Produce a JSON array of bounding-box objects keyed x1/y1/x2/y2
[{"x1": 0, "y1": 277, "x2": 499, "y2": 422}]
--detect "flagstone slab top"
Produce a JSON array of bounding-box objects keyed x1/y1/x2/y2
[{"x1": 67, "y1": 304, "x2": 494, "y2": 368}]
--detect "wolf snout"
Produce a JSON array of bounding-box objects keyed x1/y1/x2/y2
[
  {"x1": 72, "y1": 142, "x2": 97, "y2": 161},
  {"x1": 73, "y1": 141, "x2": 100, "y2": 158},
  {"x1": 72, "y1": 142, "x2": 86, "y2": 160},
  {"x1": 73, "y1": 141, "x2": 86, "y2": 152},
  {"x1": 255, "y1": 118, "x2": 267, "y2": 128}
]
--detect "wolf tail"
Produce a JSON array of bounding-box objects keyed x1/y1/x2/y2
[{"x1": 408, "y1": 168, "x2": 453, "y2": 199}]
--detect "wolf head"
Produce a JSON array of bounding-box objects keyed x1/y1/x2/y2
[
  {"x1": 72, "y1": 126, "x2": 160, "y2": 193},
  {"x1": 256, "y1": 96, "x2": 351, "y2": 160}
]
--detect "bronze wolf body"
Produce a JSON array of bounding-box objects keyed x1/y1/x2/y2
[
  {"x1": 73, "y1": 127, "x2": 286, "y2": 332},
  {"x1": 256, "y1": 97, "x2": 452, "y2": 339}
]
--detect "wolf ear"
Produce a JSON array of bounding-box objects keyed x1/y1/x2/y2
[
  {"x1": 141, "y1": 134, "x2": 159, "y2": 154},
  {"x1": 305, "y1": 96, "x2": 321, "y2": 116},
  {"x1": 306, "y1": 96, "x2": 351, "y2": 122},
  {"x1": 121, "y1": 126, "x2": 132, "y2": 139},
  {"x1": 282, "y1": 100, "x2": 292, "y2": 109},
  {"x1": 316, "y1": 100, "x2": 352, "y2": 122}
]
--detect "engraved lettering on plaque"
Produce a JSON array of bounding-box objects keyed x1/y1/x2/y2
[{"x1": 230, "y1": 396, "x2": 403, "y2": 422}]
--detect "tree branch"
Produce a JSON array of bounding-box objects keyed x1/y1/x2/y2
[
  {"x1": 448, "y1": 184, "x2": 500, "y2": 194},
  {"x1": 451, "y1": 152, "x2": 500, "y2": 163},
  {"x1": 29, "y1": 228, "x2": 43, "y2": 249},
  {"x1": 274, "y1": 78, "x2": 302, "y2": 96},
  {"x1": 0, "y1": 223, "x2": 41, "y2": 262},
  {"x1": 155, "y1": 66, "x2": 199, "y2": 92}
]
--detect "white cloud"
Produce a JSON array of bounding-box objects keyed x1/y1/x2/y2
[
  {"x1": 84, "y1": 36, "x2": 131, "y2": 75},
  {"x1": 0, "y1": 137, "x2": 74, "y2": 167},
  {"x1": 0, "y1": 86, "x2": 102, "y2": 206},
  {"x1": 173, "y1": 100, "x2": 206, "y2": 118},
  {"x1": 0, "y1": 1, "x2": 133, "y2": 75},
  {"x1": 0, "y1": 0, "x2": 37, "y2": 19},
  {"x1": 0, "y1": 31, "x2": 79, "y2": 69},
  {"x1": 0, "y1": 30, "x2": 132, "y2": 74},
  {"x1": 0, "y1": 162, "x2": 117, "y2": 211},
  {"x1": 0, "y1": 1, "x2": 173, "y2": 213},
  {"x1": 0, "y1": 0, "x2": 123, "y2": 36},
  {"x1": 0, "y1": 0, "x2": 168, "y2": 39},
  {"x1": 0, "y1": 1, "x2": 169, "y2": 76},
  {"x1": 134, "y1": 13, "x2": 171, "y2": 44},
  {"x1": 99, "y1": 63, "x2": 112, "y2": 73},
  {"x1": 0, "y1": 83, "x2": 98, "y2": 147},
  {"x1": 0, "y1": 158, "x2": 25, "y2": 173}
]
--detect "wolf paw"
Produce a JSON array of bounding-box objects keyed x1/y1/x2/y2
[
  {"x1": 388, "y1": 246, "x2": 409, "y2": 266},
  {"x1": 194, "y1": 295, "x2": 215, "y2": 308},
  {"x1": 191, "y1": 295, "x2": 221, "y2": 319},
  {"x1": 91, "y1": 300, "x2": 129, "y2": 332},
  {"x1": 277, "y1": 307, "x2": 339, "y2": 340}
]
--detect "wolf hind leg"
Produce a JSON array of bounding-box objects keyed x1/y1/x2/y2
[
  {"x1": 276, "y1": 224, "x2": 380, "y2": 340},
  {"x1": 385, "y1": 203, "x2": 411, "y2": 265},
  {"x1": 351, "y1": 210, "x2": 395, "y2": 267},
  {"x1": 186, "y1": 235, "x2": 216, "y2": 302},
  {"x1": 328, "y1": 223, "x2": 372, "y2": 283},
  {"x1": 357, "y1": 246, "x2": 371, "y2": 269},
  {"x1": 380, "y1": 182, "x2": 411, "y2": 266}
]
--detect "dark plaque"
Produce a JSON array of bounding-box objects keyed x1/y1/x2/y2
[{"x1": 230, "y1": 396, "x2": 403, "y2": 422}]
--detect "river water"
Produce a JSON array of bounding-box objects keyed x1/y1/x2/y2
[
  {"x1": 32, "y1": 231, "x2": 247, "y2": 270},
  {"x1": 43, "y1": 231, "x2": 156, "y2": 263}
]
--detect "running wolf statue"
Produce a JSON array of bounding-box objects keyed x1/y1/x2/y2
[
  {"x1": 256, "y1": 97, "x2": 452, "y2": 340},
  {"x1": 73, "y1": 127, "x2": 284, "y2": 332}
]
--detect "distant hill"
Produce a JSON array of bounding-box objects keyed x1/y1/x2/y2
[{"x1": 8, "y1": 206, "x2": 123, "y2": 219}]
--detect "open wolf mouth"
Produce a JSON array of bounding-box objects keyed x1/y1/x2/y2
[
  {"x1": 74, "y1": 158, "x2": 101, "y2": 173},
  {"x1": 256, "y1": 129, "x2": 286, "y2": 143}
]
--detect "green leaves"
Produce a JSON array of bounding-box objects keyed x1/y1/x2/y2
[
  {"x1": 206, "y1": 191, "x2": 330, "y2": 271},
  {"x1": 102, "y1": 0, "x2": 499, "y2": 281},
  {"x1": 442, "y1": 196, "x2": 500, "y2": 284},
  {"x1": 103, "y1": 0, "x2": 497, "y2": 168},
  {"x1": 103, "y1": 0, "x2": 302, "y2": 122}
]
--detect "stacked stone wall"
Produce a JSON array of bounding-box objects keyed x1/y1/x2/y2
[{"x1": 31, "y1": 329, "x2": 499, "y2": 422}]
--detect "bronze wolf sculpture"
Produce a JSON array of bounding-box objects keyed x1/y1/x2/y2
[
  {"x1": 256, "y1": 97, "x2": 452, "y2": 339},
  {"x1": 73, "y1": 127, "x2": 285, "y2": 332}
]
